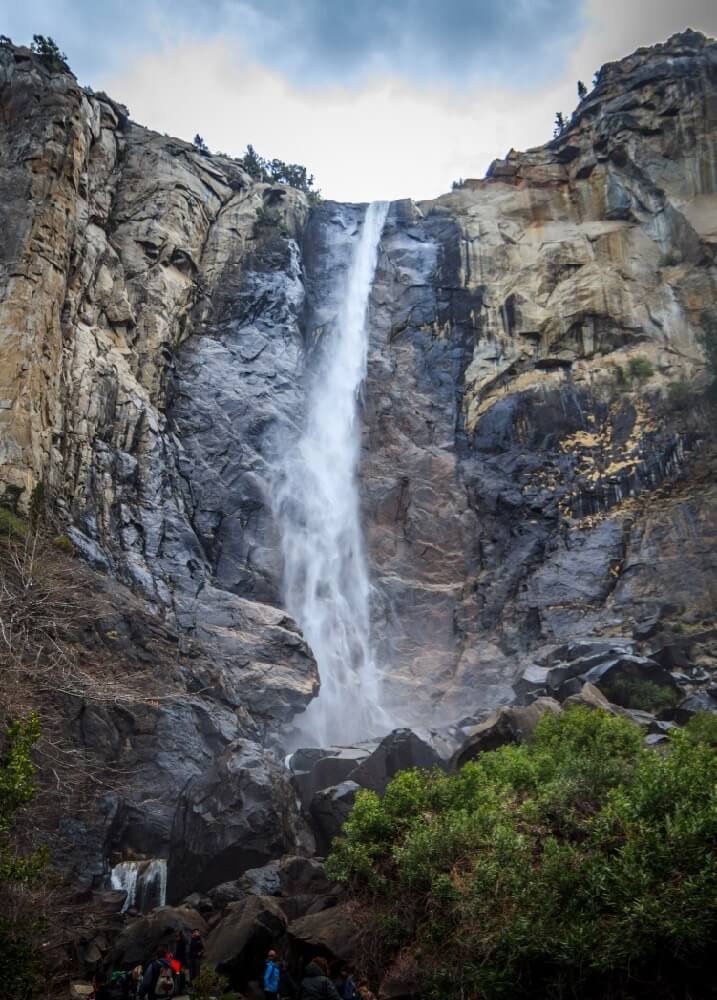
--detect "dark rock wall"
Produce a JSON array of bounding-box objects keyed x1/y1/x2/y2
[{"x1": 1, "y1": 31, "x2": 717, "y2": 896}]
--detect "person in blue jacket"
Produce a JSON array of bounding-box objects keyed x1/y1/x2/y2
[{"x1": 264, "y1": 949, "x2": 281, "y2": 999}]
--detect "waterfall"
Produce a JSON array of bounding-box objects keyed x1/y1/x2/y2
[
  {"x1": 276, "y1": 201, "x2": 391, "y2": 748},
  {"x1": 110, "y1": 861, "x2": 139, "y2": 913},
  {"x1": 110, "y1": 858, "x2": 167, "y2": 912}
]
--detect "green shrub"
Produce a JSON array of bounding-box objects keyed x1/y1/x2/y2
[
  {"x1": 659, "y1": 249, "x2": 682, "y2": 267},
  {"x1": 0, "y1": 715, "x2": 49, "y2": 1000},
  {"x1": 327, "y1": 708, "x2": 717, "y2": 999},
  {"x1": 190, "y1": 966, "x2": 239, "y2": 1000},
  {"x1": 684, "y1": 711, "x2": 717, "y2": 748},
  {"x1": 667, "y1": 380, "x2": 691, "y2": 410},
  {"x1": 628, "y1": 355, "x2": 654, "y2": 382},
  {"x1": 600, "y1": 675, "x2": 678, "y2": 711},
  {"x1": 52, "y1": 534, "x2": 76, "y2": 556},
  {"x1": 0, "y1": 507, "x2": 29, "y2": 539}
]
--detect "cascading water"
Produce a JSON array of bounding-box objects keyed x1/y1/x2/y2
[
  {"x1": 276, "y1": 201, "x2": 391, "y2": 748},
  {"x1": 110, "y1": 859, "x2": 167, "y2": 913}
]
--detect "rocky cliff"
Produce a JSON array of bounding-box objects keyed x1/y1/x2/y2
[{"x1": 1, "y1": 29, "x2": 716, "y2": 903}]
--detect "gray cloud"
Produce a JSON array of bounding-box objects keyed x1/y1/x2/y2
[
  {"x1": 228, "y1": 0, "x2": 584, "y2": 83},
  {"x1": 4, "y1": 0, "x2": 585, "y2": 86}
]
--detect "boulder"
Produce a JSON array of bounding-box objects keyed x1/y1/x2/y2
[
  {"x1": 650, "y1": 643, "x2": 692, "y2": 671},
  {"x1": 167, "y1": 742, "x2": 314, "y2": 901},
  {"x1": 310, "y1": 781, "x2": 361, "y2": 851},
  {"x1": 205, "y1": 895, "x2": 287, "y2": 975},
  {"x1": 452, "y1": 699, "x2": 561, "y2": 769},
  {"x1": 673, "y1": 691, "x2": 717, "y2": 724},
  {"x1": 279, "y1": 856, "x2": 335, "y2": 898},
  {"x1": 290, "y1": 746, "x2": 373, "y2": 807},
  {"x1": 562, "y1": 682, "x2": 615, "y2": 712},
  {"x1": 515, "y1": 640, "x2": 635, "y2": 702},
  {"x1": 581, "y1": 655, "x2": 677, "y2": 697},
  {"x1": 207, "y1": 881, "x2": 248, "y2": 911},
  {"x1": 240, "y1": 860, "x2": 282, "y2": 896},
  {"x1": 288, "y1": 903, "x2": 366, "y2": 965},
  {"x1": 108, "y1": 907, "x2": 207, "y2": 968},
  {"x1": 349, "y1": 729, "x2": 443, "y2": 794},
  {"x1": 70, "y1": 986, "x2": 94, "y2": 1000}
]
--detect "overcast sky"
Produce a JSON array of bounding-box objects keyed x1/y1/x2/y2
[{"x1": 5, "y1": 1, "x2": 717, "y2": 201}]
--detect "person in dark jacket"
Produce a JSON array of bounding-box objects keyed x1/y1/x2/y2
[
  {"x1": 174, "y1": 930, "x2": 188, "y2": 968},
  {"x1": 299, "y1": 958, "x2": 341, "y2": 1000},
  {"x1": 278, "y1": 959, "x2": 298, "y2": 999},
  {"x1": 138, "y1": 949, "x2": 173, "y2": 999},
  {"x1": 335, "y1": 968, "x2": 358, "y2": 1000},
  {"x1": 188, "y1": 928, "x2": 205, "y2": 982}
]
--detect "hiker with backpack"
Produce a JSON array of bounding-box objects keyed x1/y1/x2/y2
[
  {"x1": 139, "y1": 948, "x2": 175, "y2": 999},
  {"x1": 298, "y1": 958, "x2": 341, "y2": 1000},
  {"x1": 109, "y1": 966, "x2": 143, "y2": 999}
]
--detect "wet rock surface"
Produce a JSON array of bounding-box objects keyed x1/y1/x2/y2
[{"x1": 0, "y1": 34, "x2": 717, "y2": 972}]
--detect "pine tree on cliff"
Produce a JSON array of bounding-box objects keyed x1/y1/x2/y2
[
  {"x1": 553, "y1": 111, "x2": 566, "y2": 137},
  {"x1": 242, "y1": 144, "x2": 266, "y2": 181},
  {"x1": 30, "y1": 35, "x2": 68, "y2": 73},
  {"x1": 193, "y1": 134, "x2": 210, "y2": 155},
  {"x1": 577, "y1": 80, "x2": 587, "y2": 99}
]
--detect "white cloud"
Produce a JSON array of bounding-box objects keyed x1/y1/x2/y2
[{"x1": 102, "y1": 0, "x2": 717, "y2": 203}]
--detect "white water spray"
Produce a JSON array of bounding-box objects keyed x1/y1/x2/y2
[
  {"x1": 110, "y1": 858, "x2": 167, "y2": 912},
  {"x1": 276, "y1": 201, "x2": 391, "y2": 748}
]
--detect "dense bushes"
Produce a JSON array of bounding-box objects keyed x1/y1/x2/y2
[
  {"x1": 327, "y1": 708, "x2": 717, "y2": 999},
  {"x1": 0, "y1": 715, "x2": 48, "y2": 1000}
]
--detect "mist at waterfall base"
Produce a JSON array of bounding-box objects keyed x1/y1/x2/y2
[{"x1": 276, "y1": 201, "x2": 395, "y2": 749}]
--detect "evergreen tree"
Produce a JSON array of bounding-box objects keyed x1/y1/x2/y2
[
  {"x1": 193, "y1": 134, "x2": 209, "y2": 155},
  {"x1": 241, "y1": 144, "x2": 266, "y2": 180},
  {"x1": 577, "y1": 80, "x2": 587, "y2": 99},
  {"x1": 553, "y1": 111, "x2": 566, "y2": 137},
  {"x1": 30, "y1": 34, "x2": 68, "y2": 72}
]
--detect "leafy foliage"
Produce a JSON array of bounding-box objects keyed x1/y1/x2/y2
[
  {"x1": 0, "y1": 715, "x2": 49, "y2": 1000},
  {"x1": 190, "y1": 965, "x2": 239, "y2": 1000},
  {"x1": 327, "y1": 708, "x2": 717, "y2": 999},
  {"x1": 599, "y1": 675, "x2": 678, "y2": 711},
  {"x1": 30, "y1": 35, "x2": 68, "y2": 72},
  {"x1": 684, "y1": 710, "x2": 717, "y2": 747}
]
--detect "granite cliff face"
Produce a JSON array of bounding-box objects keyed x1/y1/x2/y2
[{"x1": 1, "y1": 30, "x2": 717, "y2": 897}]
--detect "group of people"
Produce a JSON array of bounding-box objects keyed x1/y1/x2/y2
[
  {"x1": 90, "y1": 928, "x2": 205, "y2": 999},
  {"x1": 263, "y1": 951, "x2": 376, "y2": 1000},
  {"x1": 90, "y1": 937, "x2": 375, "y2": 999}
]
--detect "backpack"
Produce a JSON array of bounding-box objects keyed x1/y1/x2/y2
[{"x1": 155, "y1": 963, "x2": 175, "y2": 997}]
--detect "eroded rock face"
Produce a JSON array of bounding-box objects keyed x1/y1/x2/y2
[
  {"x1": 1, "y1": 32, "x2": 717, "y2": 901},
  {"x1": 0, "y1": 42, "x2": 316, "y2": 891},
  {"x1": 167, "y1": 743, "x2": 315, "y2": 902}
]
